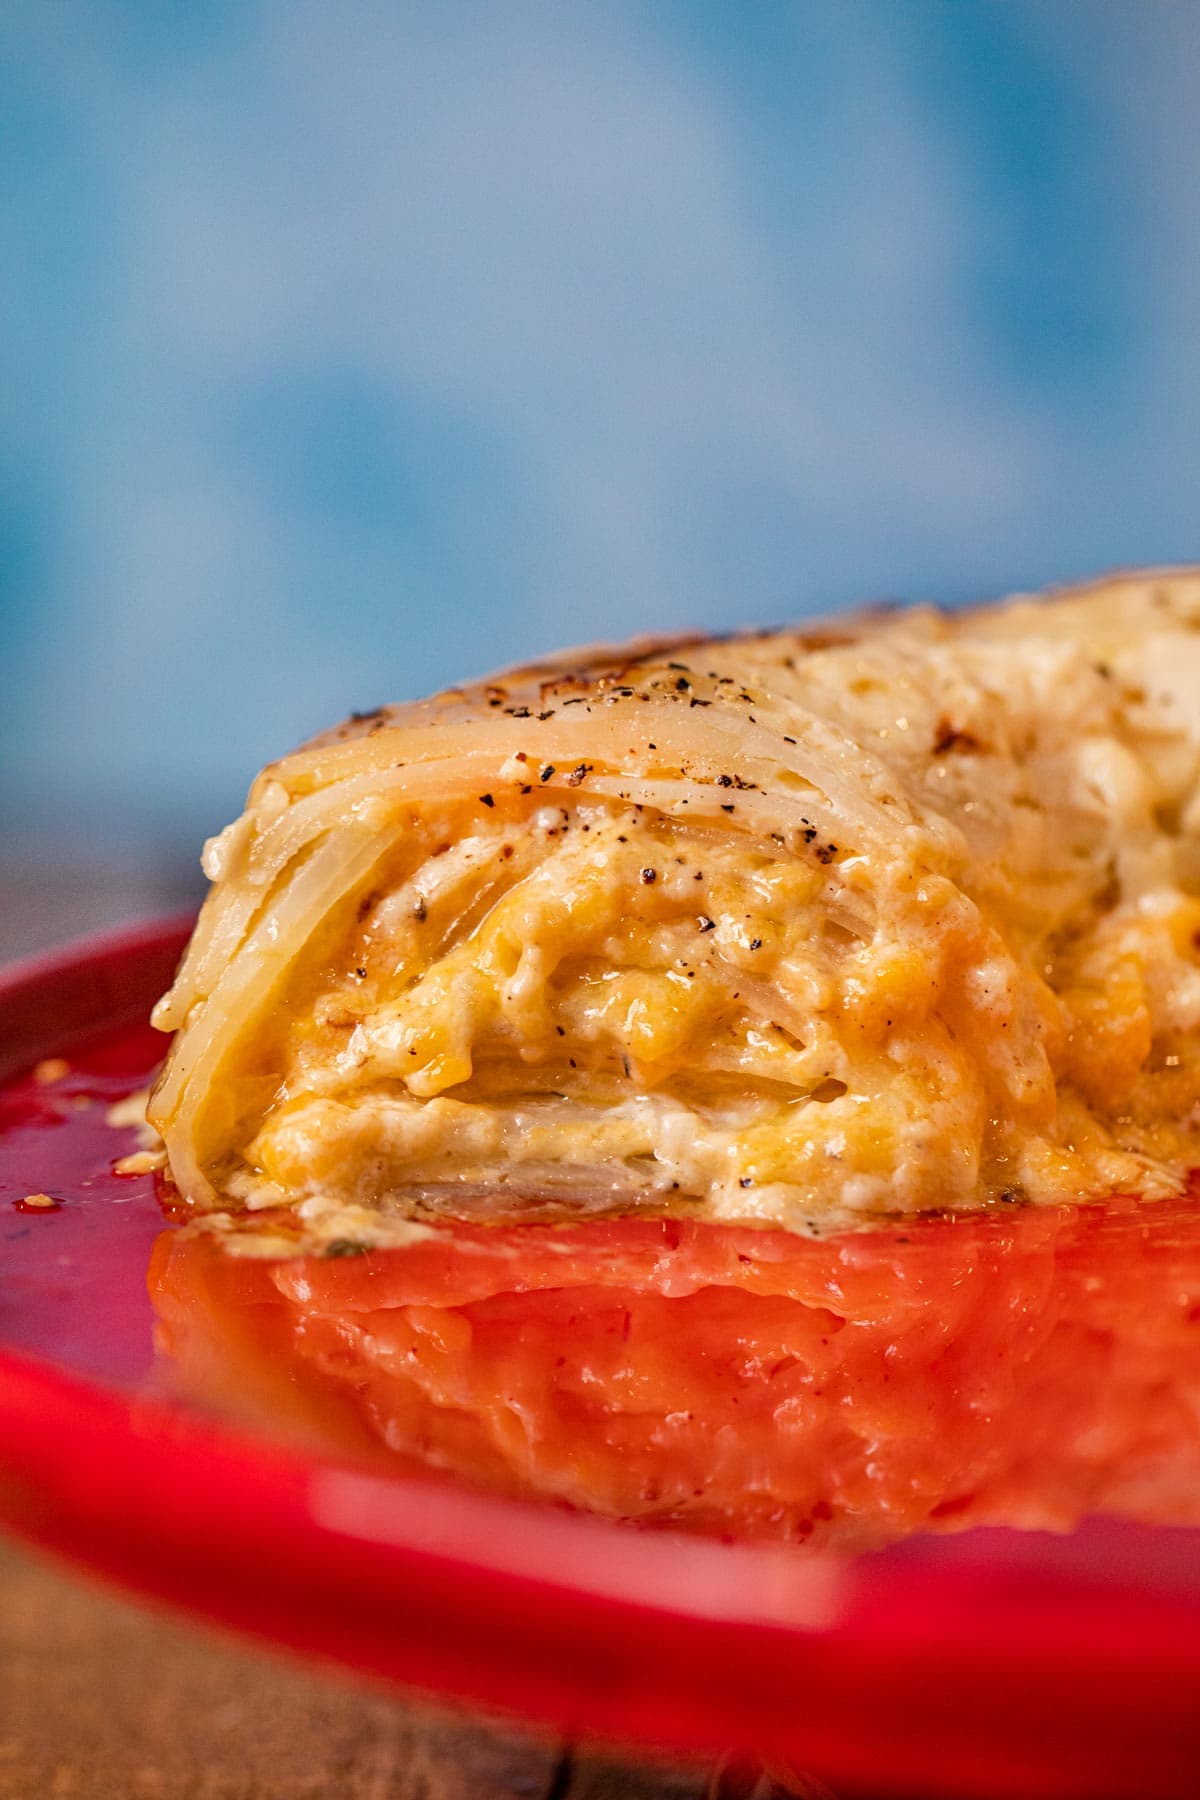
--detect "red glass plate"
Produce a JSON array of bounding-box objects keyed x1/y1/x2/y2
[{"x1": 3, "y1": 921, "x2": 1200, "y2": 1800}]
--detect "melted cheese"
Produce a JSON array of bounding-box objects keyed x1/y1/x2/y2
[{"x1": 151, "y1": 570, "x2": 1200, "y2": 1251}]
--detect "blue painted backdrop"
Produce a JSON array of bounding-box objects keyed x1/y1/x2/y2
[{"x1": 3, "y1": 2, "x2": 1199, "y2": 857}]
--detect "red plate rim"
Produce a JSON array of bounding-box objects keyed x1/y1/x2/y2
[{"x1": 5, "y1": 918, "x2": 1200, "y2": 1797}]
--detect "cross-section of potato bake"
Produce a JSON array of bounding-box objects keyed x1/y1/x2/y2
[{"x1": 151, "y1": 569, "x2": 1200, "y2": 1254}]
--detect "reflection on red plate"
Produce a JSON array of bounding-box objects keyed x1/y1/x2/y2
[
  {"x1": 4, "y1": 921, "x2": 1200, "y2": 1799},
  {"x1": 152, "y1": 1188, "x2": 1200, "y2": 1555},
  {"x1": 150, "y1": 1191, "x2": 1200, "y2": 1551}
]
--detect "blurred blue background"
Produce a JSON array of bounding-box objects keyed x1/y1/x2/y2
[{"x1": 3, "y1": 1, "x2": 1200, "y2": 940}]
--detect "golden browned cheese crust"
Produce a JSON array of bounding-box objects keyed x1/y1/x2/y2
[{"x1": 150, "y1": 569, "x2": 1200, "y2": 1254}]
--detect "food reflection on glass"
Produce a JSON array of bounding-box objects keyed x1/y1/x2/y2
[{"x1": 147, "y1": 570, "x2": 1200, "y2": 1548}]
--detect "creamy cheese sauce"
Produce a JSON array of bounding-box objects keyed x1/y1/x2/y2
[{"x1": 152, "y1": 572, "x2": 1200, "y2": 1248}]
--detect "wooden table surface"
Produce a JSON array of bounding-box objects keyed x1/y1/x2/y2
[
  {"x1": 0, "y1": 1534, "x2": 772, "y2": 1800},
  {"x1": 0, "y1": 870, "x2": 827, "y2": 1799}
]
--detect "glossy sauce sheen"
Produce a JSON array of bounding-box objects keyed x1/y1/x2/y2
[{"x1": 0, "y1": 1021, "x2": 166, "y2": 1385}]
